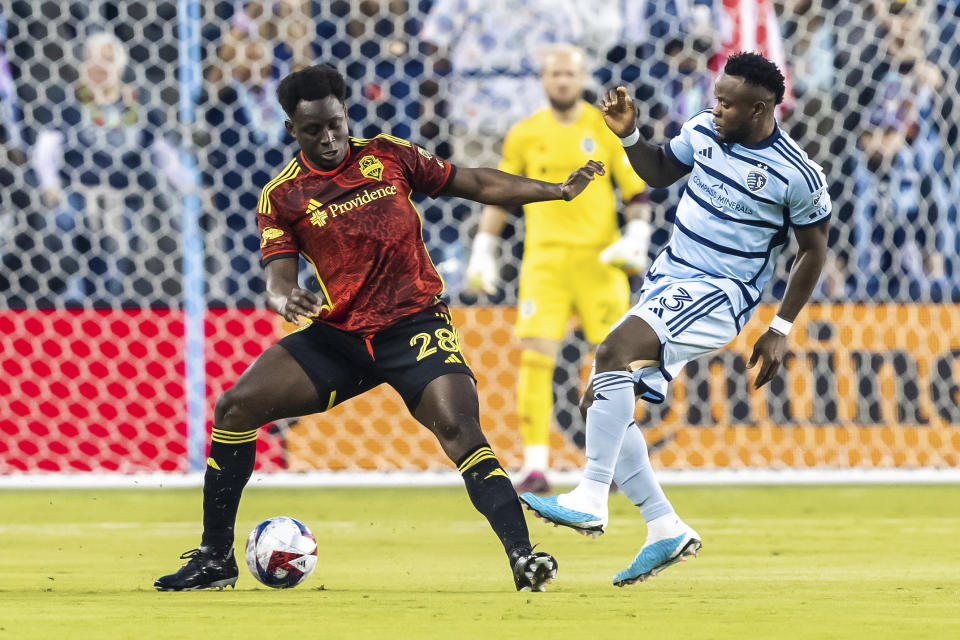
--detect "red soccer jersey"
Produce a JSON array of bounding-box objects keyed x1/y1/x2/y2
[{"x1": 257, "y1": 134, "x2": 455, "y2": 334}]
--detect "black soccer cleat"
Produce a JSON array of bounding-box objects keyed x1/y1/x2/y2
[
  {"x1": 154, "y1": 546, "x2": 239, "y2": 591},
  {"x1": 511, "y1": 549, "x2": 558, "y2": 592}
]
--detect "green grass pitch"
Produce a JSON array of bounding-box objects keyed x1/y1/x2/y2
[{"x1": 1, "y1": 485, "x2": 957, "y2": 639}]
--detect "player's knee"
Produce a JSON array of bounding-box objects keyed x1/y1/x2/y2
[
  {"x1": 594, "y1": 339, "x2": 627, "y2": 373},
  {"x1": 214, "y1": 386, "x2": 258, "y2": 430},
  {"x1": 437, "y1": 417, "x2": 483, "y2": 448},
  {"x1": 433, "y1": 418, "x2": 464, "y2": 444}
]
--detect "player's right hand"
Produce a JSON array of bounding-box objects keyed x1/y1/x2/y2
[
  {"x1": 274, "y1": 288, "x2": 325, "y2": 325},
  {"x1": 465, "y1": 231, "x2": 498, "y2": 295},
  {"x1": 560, "y1": 160, "x2": 605, "y2": 201},
  {"x1": 599, "y1": 87, "x2": 638, "y2": 138}
]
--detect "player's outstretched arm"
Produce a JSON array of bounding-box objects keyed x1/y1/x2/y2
[
  {"x1": 438, "y1": 161, "x2": 605, "y2": 206},
  {"x1": 747, "y1": 222, "x2": 829, "y2": 389},
  {"x1": 599, "y1": 87, "x2": 689, "y2": 188},
  {"x1": 265, "y1": 257, "x2": 326, "y2": 325}
]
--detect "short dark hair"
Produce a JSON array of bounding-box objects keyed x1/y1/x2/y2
[
  {"x1": 723, "y1": 52, "x2": 786, "y2": 105},
  {"x1": 276, "y1": 64, "x2": 347, "y2": 117}
]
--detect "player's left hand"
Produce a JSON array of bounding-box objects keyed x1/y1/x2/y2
[
  {"x1": 560, "y1": 160, "x2": 605, "y2": 201},
  {"x1": 274, "y1": 288, "x2": 325, "y2": 325},
  {"x1": 746, "y1": 329, "x2": 787, "y2": 389}
]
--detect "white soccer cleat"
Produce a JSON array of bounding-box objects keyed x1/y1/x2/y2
[
  {"x1": 613, "y1": 521, "x2": 701, "y2": 587},
  {"x1": 520, "y1": 491, "x2": 608, "y2": 537}
]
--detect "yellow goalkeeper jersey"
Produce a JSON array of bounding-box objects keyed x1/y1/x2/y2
[{"x1": 498, "y1": 102, "x2": 646, "y2": 248}]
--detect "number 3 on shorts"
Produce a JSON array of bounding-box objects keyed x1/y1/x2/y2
[{"x1": 410, "y1": 328, "x2": 463, "y2": 362}]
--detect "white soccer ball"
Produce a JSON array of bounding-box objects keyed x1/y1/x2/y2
[{"x1": 245, "y1": 516, "x2": 318, "y2": 588}]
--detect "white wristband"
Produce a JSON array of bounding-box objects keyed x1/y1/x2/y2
[
  {"x1": 619, "y1": 129, "x2": 640, "y2": 147},
  {"x1": 769, "y1": 315, "x2": 793, "y2": 336}
]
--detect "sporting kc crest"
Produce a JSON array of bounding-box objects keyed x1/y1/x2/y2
[
  {"x1": 359, "y1": 155, "x2": 384, "y2": 181},
  {"x1": 746, "y1": 169, "x2": 768, "y2": 192}
]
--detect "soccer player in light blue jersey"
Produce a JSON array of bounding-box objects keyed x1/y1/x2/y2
[{"x1": 521, "y1": 53, "x2": 831, "y2": 587}]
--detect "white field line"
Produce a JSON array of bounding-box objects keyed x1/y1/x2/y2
[{"x1": 1, "y1": 468, "x2": 959, "y2": 489}]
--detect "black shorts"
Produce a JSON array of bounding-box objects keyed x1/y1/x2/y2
[{"x1": 277, "y1": 306, "x2": 476, "y2": 413}]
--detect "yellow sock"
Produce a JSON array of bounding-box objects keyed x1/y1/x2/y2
[{"x1": 517, "y1": 350, "x2": 555, "y2": 469}]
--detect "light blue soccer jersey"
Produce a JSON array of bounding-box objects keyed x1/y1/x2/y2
[{"x1": 648, "y1": 110, "x2": 831, "y2": 331}]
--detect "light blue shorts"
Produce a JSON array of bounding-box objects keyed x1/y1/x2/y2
[{"x1": 610, "y1": 277, "x2": 740, "y2": 404}]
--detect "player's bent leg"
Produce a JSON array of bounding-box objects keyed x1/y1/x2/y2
[
  {"x1": 156, "y1": 344, "x2": 324, "y2": 592},
  {"x1": 213, "y1": 343, "x2": 327, "y2": 431},
  {"x1": 413, "y1": 373, "x2": 557, "y2": 591},
  {"x1": 412, "y1": 373, "x2": 486, "y2": 462},
  {"x1": 611, "y1": 423, "x2": 701, "y2": 587},
  {"x1": 522, "y1": 317, "x2": 662, "y2": 537}
]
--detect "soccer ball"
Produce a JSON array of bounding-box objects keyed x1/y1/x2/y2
[{"x1": 245, "y1": 516, "x2": 318, "y2": 588}]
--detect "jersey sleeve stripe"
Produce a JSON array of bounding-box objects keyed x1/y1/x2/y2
[
  {"x1": 772, "y1": 140, "x2": 821, "y2": 192},
  {"x1": 257, "y1": 159, "x2": 300, "y2": 214},
  {"x1": 780, "y1": 135, "x2": 826, "y2": 187},
  {"x1": 664, "y1": 143, "x2": 693, "y2": 170},
  {"x1": 260, "y1": 249, "x2": 299, "y2": 267},
  {"x1": 792, "y1": 214, "x2": 831, "y2": 228},
  {"x1": 259, "y1": 158, "x2": 298, "y2": 199},
  {"x1": 428, "y1": 163, "x2": 456, "y2": 198},
  {"x1": 376, "y1": 133, "x2": 412, "y2": 147}
]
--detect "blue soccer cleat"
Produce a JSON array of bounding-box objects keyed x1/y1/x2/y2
[
  {"x1": 613, "y1": 525, "x2": 701, "y2": 587},
  {"x1": 519, "y1": 493, "x2": 606, "y2": 537}
]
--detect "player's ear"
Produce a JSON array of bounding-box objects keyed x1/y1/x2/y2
[
  {"x1": 752, "y1": 100, "x2": 767, "y2": 120},
  {"x1": 284, "y1": 119, "x2": 295, "y2": 136}
]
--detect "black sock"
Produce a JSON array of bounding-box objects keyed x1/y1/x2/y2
[
  {"x1": 200, "y1": 427, "x2": 258, "y2": 554},
  {"x1": 458, "y1": 444, "x2": 531, "y2": 559}
]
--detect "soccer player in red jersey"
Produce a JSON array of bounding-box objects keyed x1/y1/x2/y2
[{"x1": 155, "y1": 64, "x2": 604, "y2": 592}]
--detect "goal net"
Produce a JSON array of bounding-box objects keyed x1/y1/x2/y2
[{"x1": 1, "y1": 0, "x2": 958, "y2": 482}]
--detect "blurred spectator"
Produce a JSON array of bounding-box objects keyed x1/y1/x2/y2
[
  {"x1": 319, "y1": 1, "x2": 423, "y2": 142},
  {"x1": 715, "y1": 0, "x2": 794, "y2": 110},
  {"x1": 420, "y1": 0, "x2": 622, "y2": 169},
  {"x1": 833, "y1": 0, "x2": 953, "y2": 301},
  {"x1": 775, "y1": 0, "x2": 844, "y2": 299},
  {"x1": 199, "y1": 0, "x2": 315, "y2": 305},
  {"x1": 30, "y1": 31, "x2": 185, "y2": 306}
]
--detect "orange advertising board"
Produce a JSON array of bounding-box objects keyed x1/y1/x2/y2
[{"x1": 286, "y1": 304, "x2": 960, "y2": 472}]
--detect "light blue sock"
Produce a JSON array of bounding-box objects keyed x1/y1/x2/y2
[
  {"x1": 613, "y1": 421, "x2": 674, "y2": 522},
  {"x1": 583, "y1": 371, "x2": 636, "y2": 485}
]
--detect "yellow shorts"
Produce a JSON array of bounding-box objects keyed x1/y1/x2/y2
[{"x1": 515, "y1": 244, "x2": 630, "y2": 344}]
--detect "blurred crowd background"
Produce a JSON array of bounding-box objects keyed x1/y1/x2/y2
[{"x1": 1, "y1": 0, "x2": 958, "y2": 310}]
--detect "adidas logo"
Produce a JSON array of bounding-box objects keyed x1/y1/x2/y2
[
  {"x1": 445, "y1": 354, "x2": 462, "y2": 364},
  {"x1": 697, "y1": 147, "x2": 713, "y2": 159}
]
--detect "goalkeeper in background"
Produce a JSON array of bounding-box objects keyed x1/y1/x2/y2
[{"x1": 466, "y1": 44, "x2": 652, "y2": 494}]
